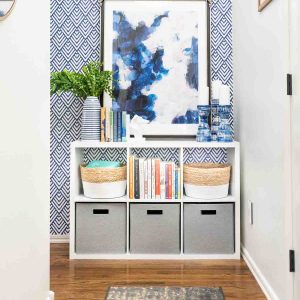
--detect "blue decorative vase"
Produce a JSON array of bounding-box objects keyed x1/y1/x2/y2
[
  {"x1": 81, "y1": 96, "x2": 101, "y2": 141},
  {"x1": 196, "y1": 105, "x2": 212, "y2": 142},
  {"x1": 217, "y1": 105, "x2": 233, "y2": 142},
  {"x1": 211, "y1": 101, "x2": 220, "y2": 142}
]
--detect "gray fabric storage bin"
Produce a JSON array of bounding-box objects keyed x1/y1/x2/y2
[
  {"x1": 76, "y1": 203, "x2": 126, "y2": 254},
  {"x1": 130, "y1": 204, "x2": 180, "y2": 254},
  {"x1": 184, "y1": 203, "x2": 234, "y2": 254}
]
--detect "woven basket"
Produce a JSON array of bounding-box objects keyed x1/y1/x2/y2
[
  {"x1": 80, "y1": 164, "x2": 127, "y2": 183},
  {"x1": 184, "y1": 163, "x2": 231, "y2": 186}
]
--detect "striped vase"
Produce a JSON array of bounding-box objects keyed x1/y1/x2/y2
[{"x1": 81, "y1": 96, "x2": 101, "y2": 141}]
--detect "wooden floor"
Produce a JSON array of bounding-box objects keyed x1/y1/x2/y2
[{"x1": 51, "y1": 244, "x2": 266, "y2": 300}]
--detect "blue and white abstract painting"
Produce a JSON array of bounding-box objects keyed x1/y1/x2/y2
[{"x1": 104, "y1": 1, "x2": 208, "y2": 129}]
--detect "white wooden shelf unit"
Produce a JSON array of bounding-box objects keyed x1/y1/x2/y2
[{"x1": 70, "y1": 140, "x2": 240, "y2": 260}]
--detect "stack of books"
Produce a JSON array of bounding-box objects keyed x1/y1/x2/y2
[
  {"x1": 129, "y1": 156, "x2": 181, "y2": 200},
  {"x1": 100, "y1": 108, "x2": 128, "y2": 142}
]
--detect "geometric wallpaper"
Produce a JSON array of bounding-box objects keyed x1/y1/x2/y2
[{"x1": 50, "y1": 0, "x2": 233, "y2": 235}]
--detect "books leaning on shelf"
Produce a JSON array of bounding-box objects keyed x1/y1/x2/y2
[
  {"x1": 100, "y1": 107, "x2": 128, "y2": 142},
  {"x1": 129, "y1": 156, "x2": 181, "y2": 200}
]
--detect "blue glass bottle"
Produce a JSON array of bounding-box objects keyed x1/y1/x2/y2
[
  {"x1": 211, "y1": 98, "x2": 220, "y2": 142},
  {"x1": 217, "y1": 105, "x2": 233, "y2": 142},
  {"x1": 196, "y1": 105, "x2": 212, "y2": 142}
]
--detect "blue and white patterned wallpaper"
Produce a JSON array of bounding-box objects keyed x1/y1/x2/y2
[{"x1": 50, "y1": 0, "x2": 233, "y2": 235}]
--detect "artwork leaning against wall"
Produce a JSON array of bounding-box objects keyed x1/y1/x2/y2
[{"x1": 103, "y1": 0, "x2": 208, "y2": 136}]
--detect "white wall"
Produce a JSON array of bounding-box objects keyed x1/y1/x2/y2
[
  {"x1": 233, "y1": 0, "x2": 292, "y2": 299},
  {"x1": 290, "y1": 0, "x2": 300, "y2": 297},
  {"x1": 0, "y1": 0, "x2": 50, "y2": 299}
]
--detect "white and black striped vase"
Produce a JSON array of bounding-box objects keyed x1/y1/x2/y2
[{"x1": 81, "y1": 96, "x2": 101, "y2": 141}]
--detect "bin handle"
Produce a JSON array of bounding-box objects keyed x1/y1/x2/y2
[
  {"x1": 201, "y1": 210, "x2": 216, "y2": 215},
  {"x1": 147, "y1": 210, "x2": 163, "y2": 215},
  {"x1": 93, "y1": 209, "x2": 109, "y2": 215}
]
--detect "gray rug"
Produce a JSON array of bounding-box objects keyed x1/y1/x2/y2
[{"x1": 106, "y1": 286, "x2": 225, "y2": 300}]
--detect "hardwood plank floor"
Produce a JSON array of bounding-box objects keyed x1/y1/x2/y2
[{"x1": 50, "y1": 244, "x2": 266, "y2": 300}]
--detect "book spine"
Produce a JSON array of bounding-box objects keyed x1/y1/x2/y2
[
  {"x1": 139, "y1": 159, "x2": 144, "y2": 199},
  {"x1": 129, "y1": 156, "x2": 134, "y2": 199},
  {"x1": 122, "y1": 111, "x2": 127, "y2": 142},
  {"x1": 178, "y1": 167, "x2": 181, "y2": 199},
  {"x1": 160, "y1": 162, "x2": 165, "y2": 199},
  {"x1": 168, "y1": 163, "x2": 172, "y2": 199},
  {"x1": 172, "y1": 163, "x2": 175, "y2": 199},
  {"x1": 134, "y1": 158, "x2": 140, "y2": 199},
  {"x1": 105, "y1": 108, "x2": 110, "y2": 142},
  {"x1": 126, "y1": 114, "x2": 131, "y2": 141},
  {"x1": 175, "y1": 168, "x2": 178, "y2": 199},
  {"x1": 151, "y1": 159, "x2": 155, "y2": 199},
  {"x1": 147, "y1": 159, "x2": 152, "y2": 199},
  {"x1": 113, "y1": 111, "x2": 118, "y2": 142},
  {"x1": 144, "y1": 160, "x2": 148, "y2": 199},
  {"x1": 100, "y1": 107, "x2": 106, "y2": 142},
  {"x1": 165, "y1": 164, "x2": 169, "y2": 199},
  {"x1": 117, "y1": 111, "x2": 122, "y2": 142},
  {"x1": 155, "y1": 159, "x2": 161, "y2": 199}
]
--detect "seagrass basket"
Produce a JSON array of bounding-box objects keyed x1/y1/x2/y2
[
  {"x1": 80, "y1": 164, "x2": 127, "y2": 199},
  {"x1": 184, "y1": 163, "x2": 231, "y2": 199}
]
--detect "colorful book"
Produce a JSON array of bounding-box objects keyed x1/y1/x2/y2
[
  {"x1": 139, "y1": 158, "x2": 144, "y2": 199},
  {"x1": 155, "y1": 159, "x2": 161, "y2": 199},
  {"x1": 175, "y1": 168, "x2": 178, "y2": 199},
  {"x1": 113, "y1": 111, "x2": 118, "y2": 142},
  {"x1": 160, "y1": 162, "x2": 165, "y2": 199},
  {"x1": 122, "y1": 111, "x2": 127, "y2": 142},
  {"x1": 129, "y1": 156, "x2": 134, "y2": 199},
  {"x1": 147, "y1": 159, "x2": 152, "y2": 199},
  {"x1": 134, "y1": 158, "x2": 140, "y2": 199},
  {"x1": 151, "y1": 159, "x2": 155, "y2": 199},
  {"x1": 144, "y1": 160, "x2": 148, "y2": 199},
  {"x1": 165, "y1": 164, "x2": 169, "y2": 199},
  {"x1": 167, "y1": 163, "x2": 172, "y2": 199},
  {"x1": 178, "y1": 167, "x2": 181, "y2": 199},
  {"x1": 100, "y1": 107, "x2": 106, "y2": 142},
  {"x1": 117, "y1": 111, "x2": 122, "y2": 142},
  {"x1": 172, "y1": 163, "x2": 175, "y2": 199},
  {"x1": 126, "y1": 114, "x2": 130, "y2": 141}
]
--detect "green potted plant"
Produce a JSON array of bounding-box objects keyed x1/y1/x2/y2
[{"x1": 51, "y1": 61, "x2": 113, "y2": 141}]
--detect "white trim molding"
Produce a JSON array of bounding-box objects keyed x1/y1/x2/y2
[
  {"x1": 241, "y1": 245, "x2": 279, "y2": 300},
  {"x1": 50, "y1": 234, "x2": 69, "y2": 243},
  {"x1": 47, "y1": 291, "x2": 55, "y2": 300}
]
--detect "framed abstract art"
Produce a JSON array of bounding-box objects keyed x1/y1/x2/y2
[{"x1": 102, "y1": 0, "x2": 209, "y2": 136}]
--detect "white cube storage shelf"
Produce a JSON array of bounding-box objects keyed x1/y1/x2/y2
[{"x1": 70, "y1": 140, "x2": 240, "y2": 259}]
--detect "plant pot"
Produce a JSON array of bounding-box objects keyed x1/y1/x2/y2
[{"x1": 81, "y1": 96, "x2": 101, "y2": 141}]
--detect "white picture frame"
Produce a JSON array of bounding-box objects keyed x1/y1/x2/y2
[{"x1": 102, "y1": 0, "x2": 209, "y2": 136}]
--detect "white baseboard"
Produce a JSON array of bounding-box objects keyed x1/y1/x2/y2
[
  {"x1": 47, "y1": 291, "x2": 54, "y2": 300},
  {"x1": 241, "y1": 245, "x2": 279, "y2": 300},
  {"x1": 50, "y1": 234, "x2": 69, "y2": 243}
]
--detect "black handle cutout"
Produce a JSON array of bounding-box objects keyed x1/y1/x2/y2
[
  {"x1": 93, "y1": 209, "x2": 109, "y2": 215},
  {"x1": 201, "y1": 210, "x2": 217, "y2": 215},
  {"x1": 147, "y1": 210, "x2": 163, "y2": 215}
]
